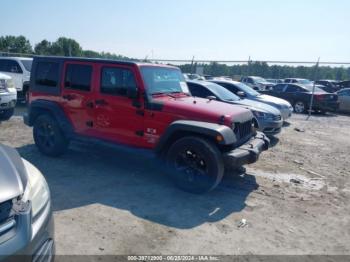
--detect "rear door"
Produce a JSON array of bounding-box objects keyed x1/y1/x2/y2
[
  {"x1": 60, "y1": 61, "x2": 96, "y2": 136},
  {"x1": 92, "y1": 63, "x2": 144, "y2": 146}
]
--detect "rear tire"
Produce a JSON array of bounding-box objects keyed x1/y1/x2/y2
[
  {"x1": 166, "y1": 136, "x2": 224, "y2": 194},
  {"x1": 294, "y1": 101, "x2": 307, "y2": 114},
  {"x1": 0, "y1": 108, "x2": 14, "y2": 121},
  {"x1": 33, "y1": 114, "x2": 69, "y2": 157}
]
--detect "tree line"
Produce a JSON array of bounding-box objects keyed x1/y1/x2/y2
[
  {"x1": 180, "y1": 62, "x2": 350, "y2": 81},
  {"x1": 0, "y1": 35, "x2": 132, "y2": 60},
  {"x1": 0, "y1": 35, "x2": 349, "y2": 80}
]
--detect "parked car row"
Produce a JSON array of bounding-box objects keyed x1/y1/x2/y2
[{"x1": 182, "y1": 73, "x2": 350, "y2": 114}]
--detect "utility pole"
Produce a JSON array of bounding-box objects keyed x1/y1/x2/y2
[
  {"x1": 247, "y1": 56, "x2": 251, "y2": 76},
  {"x1": 307, "y1": 57, "x2": 320, "y2": 120},
  {"x1": 190, "y1": 56, "x2": 195, "y2": 74}
]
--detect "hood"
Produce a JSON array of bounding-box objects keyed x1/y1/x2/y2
[
  {"x1": 230, "y1": 98, "x2": 281, "y2": 115},
  {"x1": 153, "y1": 95, "x2": 254, "y2": 124},
  {"x1": 256, "y1": 94, "x2": 291, "y2": 108},
  {"x1": 0, "y1": 144, "x2": 28, "y2": 203},
  {"x1": 0, "y1": 73, "x2": 11, "y2": 80}
]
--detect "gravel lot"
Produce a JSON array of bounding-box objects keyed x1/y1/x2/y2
[{"x1": 1, "y1": 105, "x2": 350, "y2": 255}]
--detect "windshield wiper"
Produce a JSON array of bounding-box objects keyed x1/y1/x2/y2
[
  {"x1": 169, "y1": 91, "x2": 191, "y2": 96},
  {"x1": 151, "y1": 92, "x2": 177, "y2": 98}
]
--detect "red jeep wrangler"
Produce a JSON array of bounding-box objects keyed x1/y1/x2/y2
[{"x1": 24, "y1": 56, "x2": 269, "y2": 193}]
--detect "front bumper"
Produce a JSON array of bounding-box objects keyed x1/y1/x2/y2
[
  {"x1": 280, "y1": 107, "x2": 293, "y2": 120},
  {"x1": 223, "y1": 132, "x2": 270, "y2": 168},
  {"x1": 258, "y1": 119, "x2": 283, "y2": 135},
  {"x1": 0, "y1": 201, "x2": 54, "y2": 262}
]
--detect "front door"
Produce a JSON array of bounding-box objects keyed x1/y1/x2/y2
[
  {"x1": 60, "y1": 61, "x2": 96, "y2": 136},
  {"x1": 92, "y1": 64, "x2": 144, "y2": 146}
]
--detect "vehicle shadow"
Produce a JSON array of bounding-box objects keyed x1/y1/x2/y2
[
  {"x1": 282, "y1": 121, "x2": 291, "y2": 127},
  {"x1": 14, "y1": 103, "x2": 27, "y2": 117},
  {"x1": 17, "y1": 142, "x2": 257, "y2": 229},
  {"x1": 266, "y1": 135, "x2": 279, "y2": 148}
]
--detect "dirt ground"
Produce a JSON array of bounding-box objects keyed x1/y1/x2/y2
[{"x1": 1, "y1": 105, "x2": 350, "y2": 256}]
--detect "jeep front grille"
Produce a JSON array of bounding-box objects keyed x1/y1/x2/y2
[{"x1": 234, "y1": 120, "x2": 253, "y2": 141}]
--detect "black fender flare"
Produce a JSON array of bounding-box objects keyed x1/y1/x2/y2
[
  {"x1": 24, "y1": 100, "x2": 74, "y2": 138},
  {"x1": 155, "y1": 120, "x2": 237, "y2": 153}
]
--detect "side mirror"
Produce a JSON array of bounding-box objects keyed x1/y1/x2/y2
[
  {"x1": 237, "y1": 91, "x2": 246, "y2": 97},
  {"x1": 207, "y1": 96, "x2": 217, "y2": 100},
  {"x1": 127, "y1": 86, "x2": 138, "y2": 99}
]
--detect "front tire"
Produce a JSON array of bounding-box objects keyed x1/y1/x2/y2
[
  {"x1": 0, "y1": 108, "x2": 14, "y2": 121},
  {"x1": 166, "y1": 137, "x2": 224, "y2": 194},
  {"x1": 33, "y1": 114, "x2": 69, "y2": 157},
  {"x1": 294, "y1": 101, "x2": 307, "y2": 114}
]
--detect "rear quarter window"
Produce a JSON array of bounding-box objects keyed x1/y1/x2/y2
[{"x1": 35, "y1": 62, "x2": 59, "y2": 87}]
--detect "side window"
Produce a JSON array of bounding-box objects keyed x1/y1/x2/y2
[
  {"x1": 274, "y1": 84, "x2": 286, "y2": 92},
  {"x1": 7, "y1": 60, "x2": 23, "y2": 73},
  {"x1": 100, "y1": 67, "x2": 136, "y2": 96},
  {"x1": 286, "y1": 85, "x2": 298, "y2": 92},
  {"x1": 188, "y1": 83, "x2": 213, "y2": 98},
  {"x1": 248, "y1": 78, "x2": 254, "y2": 84},
  {"x1": 65, "y1": 64, "x2": 92, "y2": 91},
  {"x1": 0, "y1": 60, "x2": 6, "y2": 71},
  {"x1": 339, "y1": 90, "x2": 350, "y2": 96},
  {"x1": 35, "y1": 62, "x2": 59, "y2": 87},
  {"x1": 221, "y1": 83, "x2": 239, "y2": 94},
  {"x1": 0, "y1": 60, "x2": 22, "y2": 73}
]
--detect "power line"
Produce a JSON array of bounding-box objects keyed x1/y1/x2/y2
[{"x1": 1, "y1": 51, "x2": 350, "y2": 65}]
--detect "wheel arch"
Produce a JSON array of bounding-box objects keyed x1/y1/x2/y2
[
  {"x1": 25, "y1": 100, "x2": 74, "y2": 138},
  {"x1": 155, "y1": 120, "x2": 236, "y2": 155}
]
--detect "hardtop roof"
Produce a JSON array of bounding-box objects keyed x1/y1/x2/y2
[{"x1": 32, "y1": 55, "x2": 178, "y2": 69}]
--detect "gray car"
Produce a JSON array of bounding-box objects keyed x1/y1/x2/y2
[
  {"x1": 211, "y1": 80, "x2": 293, "y2": 120},
  {"x1": 187, "y1": 80, "x2": 283, "y2": 135},
  {"x1": 0, "y1": 144, "x2": 54, "y2": 261}
]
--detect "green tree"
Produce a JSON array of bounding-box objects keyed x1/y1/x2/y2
[
  {"x1": 0, "y1": 35, "x2": 33, "y2": 54},
  {"x1": 50, "y1": 37, "x2": 82, "y2": 56},
  {"x1": 34, "y1": 40, "x2": 52, "y2": 55}
]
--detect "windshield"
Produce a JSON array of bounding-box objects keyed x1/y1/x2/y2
[
  {"x1": 206, "y1": 83, "x2": 240, "y2": 101},
  {"x1": 141, "y1": 66, "x2": 189, "y2": 95},
  {"x1": 20, "y1": 60, "x2": 32, "y2": 72},
  {"x1": 235, "y1": 82, "x2": 260, "y2": 96}
]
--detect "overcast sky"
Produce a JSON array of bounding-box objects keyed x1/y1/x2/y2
[{"x1": 1, "y1": 0, "x2": 349, "y2": 62}]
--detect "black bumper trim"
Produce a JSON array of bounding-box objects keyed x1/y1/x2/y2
[{"x1": 223, "y1": 132, "x2": 270, "y2": 168}]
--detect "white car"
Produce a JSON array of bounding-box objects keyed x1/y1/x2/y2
[
  {"x1": 241, "y1": 76, "x2": 275, "y2": 91},
  {"x1": 0, "y1": 57, "x2": 32, "y2": 101},
  {"x1": 0, "y1": 73, "x2": 17, "y2": 121}
]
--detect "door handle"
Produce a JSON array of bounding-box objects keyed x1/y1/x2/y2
[
  {"x1": 63, "y1": 94, "x2": 75, "y2": 101},
  {"x1": 95, "y1": 99, "x2": 108, "y2": 106},
  {"x1": 86, "y1": 101, "x2": 94, "y2": 108}
]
